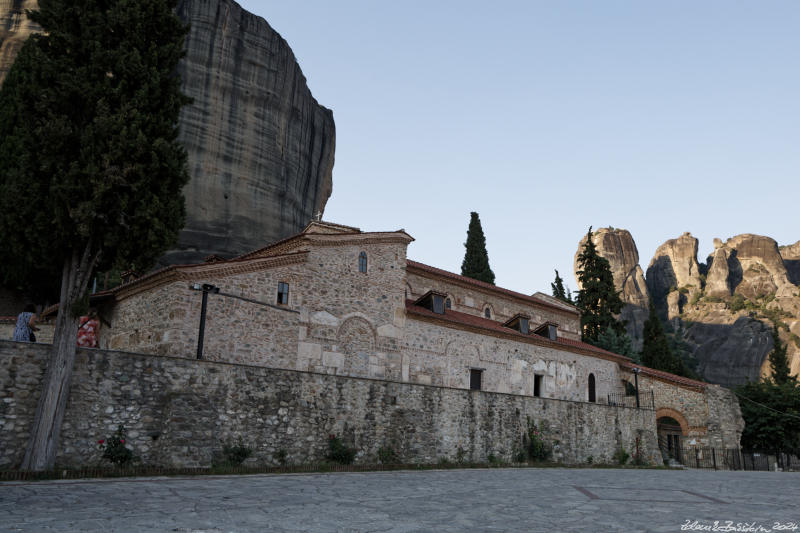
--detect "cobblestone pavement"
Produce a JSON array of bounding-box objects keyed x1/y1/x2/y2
[{"x1": 1, "y1": 467, "x2": 798, "y2": 532}]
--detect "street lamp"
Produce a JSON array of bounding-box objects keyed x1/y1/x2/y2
[
  {"x1": 632, "y1": 367, "x2": 641, "y2": 409},
  {"x1": 190, "y1": 283, "x2": 219, "y2": 360}
]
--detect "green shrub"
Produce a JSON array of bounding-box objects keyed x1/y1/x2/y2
[
  {"x1": 97, "y1": 425, "x2": 134, "y2": 466},
  {"x1": 221, "y1": 440, "x2": 252, "y2": 466},
  {"x1": 523, "y1": 417, "x2": 551, "y2": 462},
  {"x1": 327, "y1": 434, "x2": 356, "y2": 464},
  {"x1": 274, "y1": 449, "x2": 288, "y2": 465},
  {"x1": 729, "y1": 293, "x2": 746, "y2": 313},
  {"x1": 613, "y1": 445, "x2": 630, "y2": 465},
  {"x1": 377, "y1": 445, "x2": 399, "y2": 464}
]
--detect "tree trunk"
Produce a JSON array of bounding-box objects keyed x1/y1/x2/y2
[{"x1": 21, "y1": 243, "x2": 97, "y2": 471}]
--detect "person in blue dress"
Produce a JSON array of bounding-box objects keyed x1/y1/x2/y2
[{"x1": 13, "y1": 304, "x2": 39, "y2": 342}]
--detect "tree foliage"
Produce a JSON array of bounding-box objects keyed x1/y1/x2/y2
[
  {"x1": 640, "y1": 301, "x2": 693, "y2": 378},
  {"x1": 574, "y1": 227, "x2": 626, "y2": 345},
  {"x1": 551, "y1": 269, "x2": 573, "y2": 304},
  {"x1": 460, "y1": 212, "x2": 495, "y2": 285},
  {"x1": 768, "y1": 325, "x2": 794, "y2": 385},
  {"x1": 0, "y1": 0, "x2": 191, "y2": 470},
  {"x1": 735, "y1": 324, "x2": 800, "y2": 450},
  {"x1": 595, "y1": 325, "x2": 636, "y2": 361},
  {"x1": 736, "y1": 380, "x2": 800, "y2": 450}
]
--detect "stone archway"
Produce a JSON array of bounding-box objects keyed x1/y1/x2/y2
[{"x1": 656, "y1": 408, "x2": 689, "y2": 461}]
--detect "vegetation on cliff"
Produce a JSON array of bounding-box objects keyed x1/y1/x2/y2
[
  {"x1": 550, "y1": 270, "x2": 573, "y2": 304},
  {"x1": 0, "y1": 0, "x2": 190, "y2": 470},
  {"x1": 460, "y1": 212, "x2": 495, "y2": 285}
]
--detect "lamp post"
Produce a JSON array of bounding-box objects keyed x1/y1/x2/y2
[
  {"x1": 191, "y1": 283, "x2": 219, "y2": 360},
  {"x1": 632, "y1": 367, "x2": 641, "y2": 409}
]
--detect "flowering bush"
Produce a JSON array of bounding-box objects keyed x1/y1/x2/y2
[
  {"x1": 524, "y1": 417, "x2": 551, "y2": 462},
  {"x1": 97, "y1": 424, "x2": 133, "y2": 465}
]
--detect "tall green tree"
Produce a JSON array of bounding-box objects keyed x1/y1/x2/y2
[
  {"x1": 574, "y1": 227, "x2": 626, "y2": 344},
  {"x1": 551, "y1": 269, "x2": 573, "y2": 304},
  {"x1": 768, "y1": 325, "x2": 794, "y2": 385},
  {"x1": 640, "y1": 302, "x2": 693, "y2": 377},
  {"x1": 0, "y1": 0, "x2": 191, "y2": 470},
  {"x1": 460, "y1": 212, "x2": 495, "y2": 284},
  {"x1": 736, "y1": 379, "x2": 800, "y2": 450},
  {"x1": 595, "y1": 325, "x2": 636, "y2": 361}
]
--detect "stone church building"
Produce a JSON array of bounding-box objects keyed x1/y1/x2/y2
[{"x1": 91, "y1": 220, "x2": 743, "y2": 455}]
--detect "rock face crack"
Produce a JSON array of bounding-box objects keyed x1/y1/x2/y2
[{"x1": 0, "y1": 0, "x2": 335, "y2": 265}]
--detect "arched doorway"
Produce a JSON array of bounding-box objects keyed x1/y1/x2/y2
[
  {"x1": 588, "y1": 373, "x2": 596, "y2": 403},
  {"x1": 656, "y1": 409, "x2": 689, "y2": 461}
]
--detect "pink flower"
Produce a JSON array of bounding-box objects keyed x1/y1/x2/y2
[
  {"x1": 120, "y1": 439, "x2": 125, "y2": 444},
  {"x1": 98, "y1": 439, "x2": 105, "y2": 444}
]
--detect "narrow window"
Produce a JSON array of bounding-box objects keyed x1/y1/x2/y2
[
  {"x1": 520, "y1": 317, "x2": 530, "y2": 335},
  {"x1": 445, "y1": 298, "x2": 452, "y2": 309},
  {"x1": 588, "y1": 373, "x2": 596, "y2": 403},
  {"x1": 470, "y1": 369, "x2": 483, "y2": 391},
  {"x1": 358, "y1": 251, "x2": 367, "y2": 273},
  {"x1": 484, "y1": 307, "x2": 491, "y2": 319},
  {"x1": 432, "y1": 294, "x2": 444, "y2": 315},
  {"x1": 534, "y1": 374, "x2": 542, "y2": 397},
  {"x1": 548, "y1": 324, "x2": 557, "y2": 340},
  {"x1": 277, "y1": 282, "x2": 289, "y2": 305}
]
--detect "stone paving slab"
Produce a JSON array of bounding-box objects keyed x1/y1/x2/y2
[{"x1": 0, "y1": 468, "x2": 798, "y2": 532}]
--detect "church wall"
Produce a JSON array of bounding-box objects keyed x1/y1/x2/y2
[
  {"x1": 0, "y1": 341, "x2": 662, "y2": 469},
  {"x1": 406, "y1": 271, "x2": 581, "y2": 340}
]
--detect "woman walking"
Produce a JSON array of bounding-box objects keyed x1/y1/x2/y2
[{"x1": 13, "y1": 304, "x2": 39, "y2": 342}]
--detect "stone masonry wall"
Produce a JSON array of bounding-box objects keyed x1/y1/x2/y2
[
  {"x1": 0, "y1": 341, "x2": 661, "y2": 469},
  {"x1": 406, "y1": 271, "x2": 581, "y2": 341},
  {"x1": 620, "y1": 370, "x2": 742, "y2": 449}
]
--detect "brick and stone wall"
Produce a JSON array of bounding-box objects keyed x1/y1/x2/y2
[
  {"x1": 0, "y1": 341, "x2": 662, "y2": 469},
  {"x1": 620, "y1": 370, "x2": 742, "y2": 449}
]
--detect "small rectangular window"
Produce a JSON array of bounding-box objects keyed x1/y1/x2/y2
[
  {"x1": 277, "y1": 282, "x2": 289, "y2": 305},
  {"x1": 520, "y1": 317, "x2": 529, "y2": 335},
  {"x1": 470, "y1": 369, "x2": 482, "y2": 391},
  {"x1": 548, "y1": 324, "x2": 557, "y2": 341},
  {"x1": 534, "y1": 374, "x2": 542, "y2": 397}
]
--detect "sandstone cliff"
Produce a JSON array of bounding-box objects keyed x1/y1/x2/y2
[
  {"x1": 574, "y1": 228, "x2": 649, "y2": 351},
  {"x1": 580, "y1": 228, "x2": 800, "y2": 388},
  {"x1": 0, "y1": 0, "x2": 334, "y2": 264}
]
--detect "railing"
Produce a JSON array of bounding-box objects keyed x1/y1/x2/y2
[
  {"x1": 607, "y1": 390, "x2": 655, "y2": 410},
  {"x1": 658, "y1": 443, "x2": 800, "y2": 472}
]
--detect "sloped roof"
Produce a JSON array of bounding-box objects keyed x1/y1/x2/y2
[
  {"x1": 406, "y1": 260, "x2": 580, "y2": 317},
  {"x1": 406, "y1": 300, "x2": 628, "y2": 363}
]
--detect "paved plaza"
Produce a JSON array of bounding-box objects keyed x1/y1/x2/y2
[{"x1": 1, "y1": 467, "x2": 798, "y2": 532}]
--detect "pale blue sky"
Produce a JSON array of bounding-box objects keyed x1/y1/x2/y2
[{"x1": 239, "y1": 1, "x2": 799, "y2": 296}]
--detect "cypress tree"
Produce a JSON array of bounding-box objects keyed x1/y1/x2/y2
[
  {"x1": 460, "y1": 212, "x2": 495, "y2": 284},
  {"x1": 768, "y1": 325, "x2": 794, "y2": 385},
  {"x1": 575, "y1": 227, "x2": 626, "y2": 344},
  {"x1": 551, "y1": 269, "x2": 572, "y2": 304},
  {"x1": 0, "y1": 0, "x2": 191, "y2": 470},
  {"x1": 640, "y1": 301, "x2": 692, "y2": 377}
]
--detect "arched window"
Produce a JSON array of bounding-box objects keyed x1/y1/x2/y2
[
  {"x1": 484, "y1": 307, "x2": 492, "y2": 319},
  {"x1": 445, "y1": 298, "x2": 452, "y2": 309},
  {"x1": 588, "y1": 373, "x2": 596, "y2": 403},
  {"x1": 358, "y1": 251, "x2": 367, "y2": 273}
]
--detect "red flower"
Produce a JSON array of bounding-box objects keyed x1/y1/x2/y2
[
  {"x1": 98, "y1": 439, "x2": 105, "y2": 444},
  {"x1": 328, "y1": 434, "x2": 335, "y2": 439},
  {"x1": 120, "y1": 439, "x2": 125, "y2": 443}
]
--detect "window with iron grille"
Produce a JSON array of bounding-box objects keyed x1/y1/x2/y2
[{"x1": 358, "y1": 251, "x2": 367, "y2": 273}]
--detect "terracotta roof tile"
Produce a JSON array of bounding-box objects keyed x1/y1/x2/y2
[
  {"x1": 406, "y1": 260, "x2": 579, "y2": 317},
  {"x1": 406, "y1": 300, "x2": 628, "y2": 362},
  {"x1": 619, "y1": 360, "x2": 707, "y2": 389}
]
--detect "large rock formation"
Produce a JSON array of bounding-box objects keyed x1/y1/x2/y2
[
  {"x1": 0, "y1": 0, "x2": 334, "y2": 265},
  {"x1": 646, "y1": 232, "x2": 702, "y2": 318},
  {"x1": 0, "y1": 0, "x2": 39, "y2": 85},
  {"x1": 574, "y1": 228, "x2": 649, "y2": 350},
  {"x1": 590, "y1": 229, "x2": 800, "y2": 388}
]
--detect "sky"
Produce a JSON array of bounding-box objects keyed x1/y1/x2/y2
[{"x1": 238, "y1": 1, "x2": 799, "y2": 296}]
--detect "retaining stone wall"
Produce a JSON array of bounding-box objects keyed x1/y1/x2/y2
[{"x1": 0, "y1": 341, "x2": 661, "y2": 469}]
